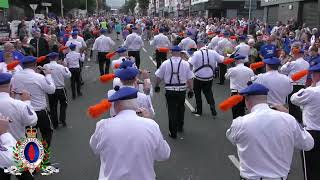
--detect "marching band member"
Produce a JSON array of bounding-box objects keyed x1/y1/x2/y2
[
  {"x1": 123, "y1": 27, "x2": 144, "y2": 69},
  {"x1": 90, "y1": 87, "x2": 170, "y2": 180},
  {"x1": 227, "y1": 83, "x2": 314, "y2": 180},
  {"x1": 150, "y1": 28, "x2": 171, "y2": 68},
  {"x1": 44, "y1": 52, "x2": 71, "y2": 128},
  {"x1": 155, "y1": 46, "x2": 194, "y2": 139}
]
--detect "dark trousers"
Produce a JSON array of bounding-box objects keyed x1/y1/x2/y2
[
  {"x1": 128, "y1": 51, "x2": 140, "y2": 69},
  {"x1": 98, "y1": 52, "x2": 110, "y2": 75},
  {"x1": 155, "y1": 50, "x2": 167, "y2": 69},
  {"x1": 69, "y1": 68, "x2": 81, "y2": 98},
  {"x1": 165, "y1": 90, "x2": 186, "y2": 136},
  {"x1": 288, "y1": 85, "x2": 304, "y2": 123},
  {"x1": 35, "y1": 110, "x2": 53, "y2": 147},
  {"x1": 194, "y1": 78, "x2": 215, "y2": 114},
  {"x1": 48, "y1": 88, "x2": 68, "y2": 127},
  {"x1": 0, "y1": 168, "x2": 34, "y2": 180},
  {"x1": 231, "y1": 92, "x2": 246, "y2": 119},
  {"x1": 304, "y1": 130, "x2": 320, "y2": 180},
  {"x1": 218, "y1": 63, "x2": 227, "y2": 84}
]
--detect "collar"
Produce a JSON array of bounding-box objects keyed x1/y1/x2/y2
[
  {"x1": 50, "y1": 61, "x2": 58, "y2": 64},
  {"x1": 236, "y1": 63, "x2": 245, "y2": 67},
  {"x1": 24, "y1": 68, "x2": 36, "y2": 73},
  {"x1": 116, "y1": 109, "x2": 138, "y2": 117},
  {"x1": 250, "y1": 103, "x2": 270, "y2": 113},
  {"x1": 0, "y1": 92, "x2": 10, "y2": 98}
]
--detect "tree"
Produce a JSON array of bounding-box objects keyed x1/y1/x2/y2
[
  {"x1": 138, "y1": 0, "x2": 149, "y2": 15},
  {"x1": 120, "y1": 0, "x2": 136, "y2": 14}
]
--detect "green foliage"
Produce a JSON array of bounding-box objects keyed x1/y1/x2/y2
[{"x1": 120, "y1": 0, "x2": 136, "y2": 14}]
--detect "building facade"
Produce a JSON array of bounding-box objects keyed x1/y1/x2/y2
[{"x1": 261, "y1": 0, "x2": 320, "y2": 27}]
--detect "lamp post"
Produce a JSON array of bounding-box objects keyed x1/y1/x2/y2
[{"x1": 248, "y1": 0, "x2": 252, "y2": 35}]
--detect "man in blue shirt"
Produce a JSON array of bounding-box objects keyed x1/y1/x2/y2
[
  {"x1": 283, "y1": 31, "x2": 296, "y2": 54},
  {"x1": 0, "y1": 42, "x2": 24, "y2": 62},
  {"x1": 259, "y1": 36, "x2": 277, "y2": 59}
]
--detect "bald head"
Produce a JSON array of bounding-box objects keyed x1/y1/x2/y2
[{"x1": 4, "y1": 42, "x2": 14, "y2": 52}]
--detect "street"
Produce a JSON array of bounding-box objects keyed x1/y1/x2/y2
[{"x1": 36, "y1": 33, "x2": 304, "y2": 180}]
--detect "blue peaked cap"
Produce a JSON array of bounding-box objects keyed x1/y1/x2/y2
[
  {"x1": 108, "y1": 87, "x2": 138, "y2": 102},
  {"x1": 239, "y1": 83, "x2": 269, "y2": 96}
]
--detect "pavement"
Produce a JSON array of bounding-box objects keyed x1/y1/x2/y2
[{"x1": 32, "y1": 33, "x2": 304, "y2": 180}]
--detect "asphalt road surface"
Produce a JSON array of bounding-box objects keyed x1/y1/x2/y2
[{"x1": 30, "y1": 33, "x2": 303, "y2": 180}]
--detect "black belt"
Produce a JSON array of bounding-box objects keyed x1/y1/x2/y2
[
  {"x1": 165, "y1": 83, "x2": 186, "y2": 87},
  {"x1": 241, "y1": 177, "x2": 284, "y2": 180}
]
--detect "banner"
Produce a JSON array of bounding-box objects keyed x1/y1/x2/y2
[{"x1": 0, "y1": 0, "x2": 9, "y2": 8}]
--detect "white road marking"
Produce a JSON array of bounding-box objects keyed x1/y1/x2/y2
[
  {"x1": 145, "y1": 46, "x2": 195, "y2": 112},
  {"x1": 185, "y1": 99, "x2": 195, "y2": 112},
  {"x1": 228, "y1": 155, "x2": 240, "y2": 170}
]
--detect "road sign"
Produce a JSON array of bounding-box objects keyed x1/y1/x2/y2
[
  {"x1": 30, "y1": 4, "x2": 38, "y2": 11},
  {"x1": 41, "y1": 3, "x2": 52, "y2": 7}
]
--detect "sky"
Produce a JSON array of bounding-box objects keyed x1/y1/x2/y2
[{"x1": 106, "y1": 0, "x2": 125, "y2": 8}]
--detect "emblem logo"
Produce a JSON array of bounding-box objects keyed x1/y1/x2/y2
[{"x1": 4, "y1": 127, "x2": 59, "y2": 176}]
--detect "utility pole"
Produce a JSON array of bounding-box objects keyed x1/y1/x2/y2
[
  {"x1": 61, "y1": 0, "x2": 64, "y2": 17},
  {"x1": 248, "y1": 0, "x2": 252, "y2": 35}
]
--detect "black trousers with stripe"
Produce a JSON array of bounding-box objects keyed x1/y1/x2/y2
[
  {"x1": 218, "y1": 63, "x2": 227, "y2": 84},
  {"x1": 48, "y1": 88, "x2": 68, "y2": 127},
  {"x1": 0, "y1": 168, "x2": 33, "y2": 180},
  {"x1": 194, "y1": 78, "x2": 215, "y2": 114},
  {"x1": 128, "y1": 51, "x2": 141, "y2": 69},
  {"x1": 165, "y1": 90, "x2": 186, "y2": 136},
  {"x1": 69, "y1": 68, "x2": 81, "y2": 98},
  {"x1": 303, "y1": 130, "x2": 320, "y2": 180},
  {"x1": 35, "y1": 110, "x2": 53, "y2": 147}
]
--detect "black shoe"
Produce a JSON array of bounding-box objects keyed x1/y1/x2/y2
[
  {"x1": 62, "y1": 122, "x2": 67, "y2": 127},
  {"x1": 168, "y1": 132, "x2": 177, "y2": 139},
  {"x1": 216, "y1": 82, "x2": 224, "y2": 85},
  {"x1": 78, "y1": 92, "x2": 83, "y2": 96},
  {"x1": 211, "y1": 108, "x2": 217, "y2": 116},
  {"x1": 81, "y1": 81, "x2": 84, "y2": 86},
  {"x1": 72, "y1": 95, "x2": 76, "y2": 100},
  {"x1": 53, "y1": 125, "x2": 58, "y2": 129},
  {"x1": 192, "y1": 109, "x2": 202, "y2": 116}
]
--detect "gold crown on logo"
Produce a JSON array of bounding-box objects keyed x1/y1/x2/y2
[{"x1": 26, "y1": 127, "x2": 37, "y2": 138}]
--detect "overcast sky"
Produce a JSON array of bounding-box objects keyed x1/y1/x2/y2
[{"x1": 106, "y1": 0, "x2": 125, "y2": 8}]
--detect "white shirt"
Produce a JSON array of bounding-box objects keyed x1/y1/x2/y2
[
  {"x1": 155, "y1": 56, "x2": 194, "y2": 90},
  {"x1": 208, "y1": 36, "x2": 221, "y2": 50},
  {"x1": 65, "y1": 39, "x2": 82, "y2": 53},
  {"x1": 291, "y1": 82, "x2": 320, "y2": 130},
  {"x1": 11, "y1": 69, "x2": 56, "y2": 111},
  {"x1": 178, "y1": 37, "x2": 197, "y2": 51},
  {"x1": 69, "y1": 35, "x2": 87, "y2": 49},
  {"x1": 225, "y1": 63, "x2": 255, "y2": 91},
  {"x1": 0, "y1": 133, "x2": 16, "y2": 169},
  {"x1": 90, "y1": 110, "x2": 170, "y2": 180},
  {"x1": 44, "y1": 61, "x2": 71, "y2": 88},
  {"x1": 215, "y1": 38, "x2": 234, "y2": 55},
  {"x1": 254, "y1": 71, "x2": 293, "y2": 106},
  {"x1": 235, "y1": 42, "x2": 250, "y2": 62},
  {"x1": 280, "y1": 57, "x2": 310, "y2": 85},
  {"x1": 0, "y1": 62, "x2": 22, "y2": 74},
  {"x1": 150, "y1": 33, "x2": 171, "y2": 49},
  {"x1": 226, "y1": 103, "x2": 314, "y2": 179},
  {"x1": 189, "y1": 49, "x2": 224, "y2": 80},
  {"x1": 123, "y1": 32, "x2": 144, "y2": 51},
  {"x1": 0, "y1": 92, "x2": 37, "y2": 140},
  {"x1": 65, "y1": 51, "x2": 84, "y2": 68},
  {"x1": 92, "y1": 35, "x2": 115, "y2": 52}
]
